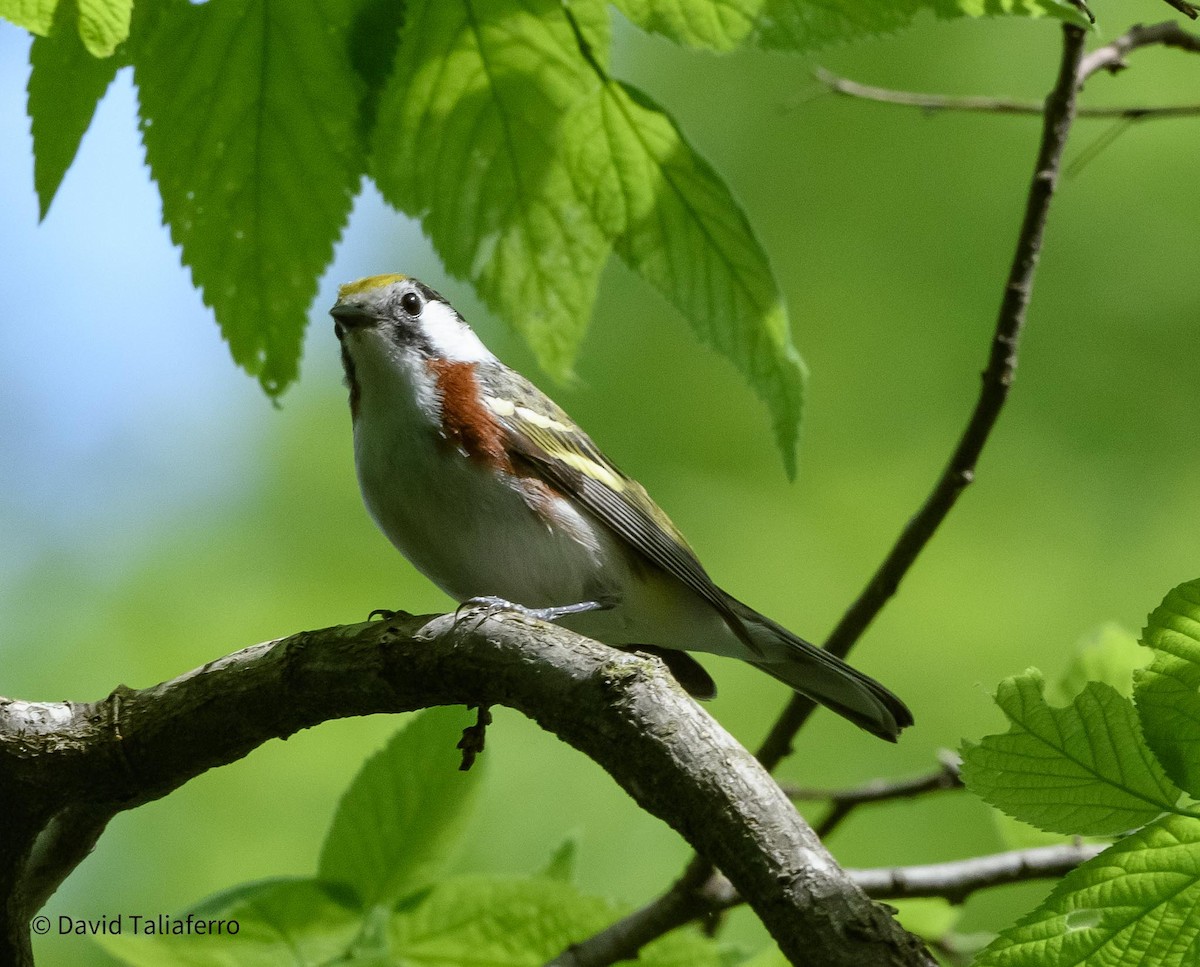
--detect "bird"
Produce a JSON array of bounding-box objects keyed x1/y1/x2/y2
[{"x1": 330, "y1": 274, "x2": 913, "y2": 741}]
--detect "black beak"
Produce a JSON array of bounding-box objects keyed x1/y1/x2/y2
[{"x1": 330, "y1": 302, "x2": 378, "y2": 330}]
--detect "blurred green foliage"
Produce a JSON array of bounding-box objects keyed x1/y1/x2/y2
[{"x1": 2, "y1": 1, "x2": 1199, "y2": 963}]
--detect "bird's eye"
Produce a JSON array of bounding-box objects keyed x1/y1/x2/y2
[{"x1": 400, "y1": 291, "x2": 422, "y2": 316}]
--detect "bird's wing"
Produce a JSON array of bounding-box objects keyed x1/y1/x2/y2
[{"x1": 480, "y1": 368, "x2": 760, "y2": 655}]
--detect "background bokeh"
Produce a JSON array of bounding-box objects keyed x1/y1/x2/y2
[{"x1": 2, "y1": 3, "x2": 1197, "y2": 962}]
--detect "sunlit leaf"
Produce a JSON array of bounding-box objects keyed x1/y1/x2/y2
[
  {"x1": 566, "y1": 80, "x2": 804, "y2": 474},
  {"x1": 372, "y1": 0, "x2": 611, "y2": 378},
  {"x1": 135, "y1": 0, "x2": 368, "y2": 393},
  {"x1": 1136, "y1": 579, "x2": 1200, "y2": 798},
  {"x1": 0, "y1": 0, "x2": 57, "y2": 36},
  {"x1": 610, "y1": 0, "x2": 1088, "y2": 53},
  {"x1": 961, "y1": 670, "x2": 1184, "y2": 835},
  {"x1": 76, "y1": 0, "x2": 130, "y2": 56},
  {"x1": 974, "y1": 814, "x2": 1200, "y2": 967}
]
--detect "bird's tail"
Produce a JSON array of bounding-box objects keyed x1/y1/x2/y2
[{"x1": 732, "y1": 600, "x2": 913, "y2": 742}]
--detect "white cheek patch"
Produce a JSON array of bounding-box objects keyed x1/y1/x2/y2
[{"x1": 420, "y1": 298, "x2": 496, "y2": 364}]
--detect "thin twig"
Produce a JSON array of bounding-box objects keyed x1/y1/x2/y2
[
  {"x1": 786, "y1": 755, "x2": 961, "y2": 804},
  {"x1": 1078, "y1": 20, "x2": 1200, "y2": 79},
  {"x1": 551, "y1": 840, "x2": 1106, "y2": 965},
  {"x1": 849, "y1": 843, "x2": 1107, "y2": 903},
  {"x1": 551, "y1": 25, "x2": 1094, "y2": 966},
  {"x1": 780, "y1": 755, "x2": 963, "y2": 839},
  {"x1": 755, "y1": 21, "x2": 1090, "y2": 773},
  {"x1": 813, "y1": 65, "x2": 1200, "y2": 120}
]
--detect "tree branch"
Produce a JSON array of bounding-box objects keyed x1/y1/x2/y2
[
  {"x1": 813, "y1": 65, "x2": 1200, "y2": 120},
  {"x1": 849, "y1": 843, "x2": 1107, "y2": 904},
  {"x1": 783, "y1": 755, "x2": 963, "y2": 840},
  {"x1": 549, "y1": 841, "x2": 1106, "y2": 966},
  {"x1": 1077, "y1": 20, "x2": 1200, "y2": 80},
  {"x1": 554, "y1": 23, "x2": 1095, "y2": 965},
  {"x1": 754, "y1": 20, "x2": 1090, "y2": 772},
  {"x1": 814, "y1": 22, "x2": 1200, "y2": 126},
  {"x1": 0, "y1": 611, "x2": 931, "y2": 967}
]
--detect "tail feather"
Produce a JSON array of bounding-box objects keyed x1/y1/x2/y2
[{"x1": 734, "y1": 603, "x2": 913, "y2": 742}]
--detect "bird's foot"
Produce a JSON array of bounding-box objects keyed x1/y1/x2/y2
[{"x1": 456, "y1": 595, "x2": 612, "y2": 625}]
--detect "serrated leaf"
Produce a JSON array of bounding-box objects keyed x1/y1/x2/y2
[
  {"x1": 388, "y1": 875, "x2": 723, "y2": 966},
  {"x1": 610, "y1": 0, "x2": 926, "y2": 51},
  {"x1": 961, "y1": 670, "x2": 1184, "y2": 835},
  {"x1": 974, "y1": 814, "x2": 1200, "y2": 967},
  {"x1": 134, "y1": 0, "x2": 367, "y2": 394},
  {"x1": 318, "y1": 708, "x2": 484, "y2": 910},
  {"x1": 98, "y1": 878, "x2": 362, "y2": 967},
  {"x1": 27, "y1": 17, "x2": 120, "y2": 218},
  {"x1": 76, "y1": 0, "x2": 130, "y2": 56},
  {"x1": 610, "y1": 0, "x2": 1088, "y2": 53},
  {"x1": 935, "y1": 0, "x2": 1091, "y2": 27},
  {"x1": 565, "y1": 80, "x2": 803, "y2": 474},
  {"x1": 0, "y1": 0, "x2": 57, "y2": 35},
  {"x1": 371, "y1": 0, "x2": 611, "y2": 378},
  {"x1": 1136, "y1": 579, "x2": 1200, "y2": 798}
]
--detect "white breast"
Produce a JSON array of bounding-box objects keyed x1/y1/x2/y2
[{"x1": 349, "y1": 333, "x2": 614, "y2": 609}]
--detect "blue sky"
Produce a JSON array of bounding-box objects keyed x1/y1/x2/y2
[{"x1": 0, "y1": 22, "x2": 428, "y2": 585}]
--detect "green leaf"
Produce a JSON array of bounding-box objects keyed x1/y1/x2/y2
[
  {"x1": 371, "y1": 0, "x2": 612, "y2": 378},
  {"x1": 934, "y1": 0, "x2": 1092, "y2": 27},
  {"x1": 974, "y1": 814, "x2": 1200, "y2": 967},
  {"x1": 134, "y1": 0, "x2": 367, "y2": 394},
  {"x1": 27, "y1": 15, "x2": 120, "y2": 219},
  {"x1": 388, "y1": 875, "x2": 723, "y2": 966},
  {"x1": 1052, "y1": 623, "x2": 1147, "y2": 704},
  {"x1": 565, "y1": 80, "x2": 804, "y2": 474},
  {"x1": 1136, "y1": 579, "x2": 1200, "y2": 798},
  {"x1": 76, "y1": 0, "x2": 130, "y2": 56},
  {"x1": 318, "y1": 708, "x2": 484, "y2": 910},
  {"x1": 610, "y1": 0, "x2": 927, "y2": 51},
  {"x1": 961, "y1": 670, "x2": 1185, "y2": 835},
  {"x1": 610, "y1": 0, "x2": 1088, "y2": 53},
  {"x1": 0, "y1": 0, "x2": 57, "y2": 35},
  {"x1": 98, "y1": 878, "x2": 362, "y2": 967}
]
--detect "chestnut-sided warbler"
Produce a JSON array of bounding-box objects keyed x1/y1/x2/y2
[{"x1": 331, "y1": 275, "x2": 912, "y2": 741}]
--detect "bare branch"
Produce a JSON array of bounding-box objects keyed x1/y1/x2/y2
[
  {"x1": 784, "y1": 755, "x2": 964, "y2": 840},
  {"x1": 815, "y1": 21, "x2": 1200, "y2": 127},
  {"x1": 785, "y1": 755, "x2": 962, "y2": 806},
  {"x1": 550, "y1": 839, "x2": 1106, "y2": 965},
  {"x1": 755, "y1": 21, "x2": 1091, "y2": 772},
  {"x1": 1078, "y1": 20, "x2": 1200, "y2": 80},
  {"x1": 560, "y1": 24, "x2": 1100, "y2": 965},
  {"x1": 850, "y1": 843, "x2": 1107, "y2": 904},
  {"x1": 813, "y1": 65, "x2": 1200, "y2": 120},
  {"x1": 0, "y1": 612, "x2": 931, "y2": 967},
  {"x1": 547, "y1": 857, "x2": 734, "y2": 967}
]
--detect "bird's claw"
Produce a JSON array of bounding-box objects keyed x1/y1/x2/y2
[{"x1": 455, "y1": 595, "x2": 612, "y2": 626}]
